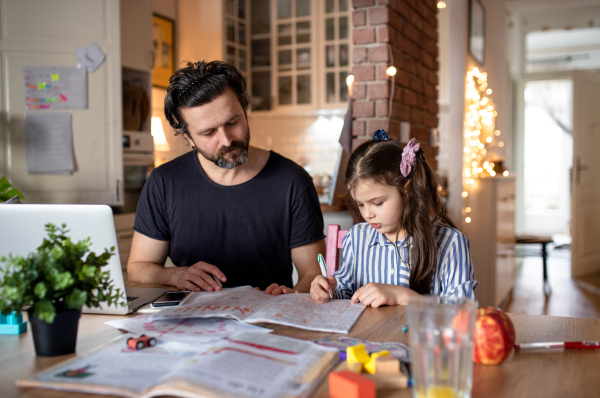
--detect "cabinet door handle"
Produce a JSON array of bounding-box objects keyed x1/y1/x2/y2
[
  {"x1": 575, "y1": 157, "x2": 589, "y2": 185},
  {"x1": 116, "y1": 179, "x2": 121, "y2": 202}
]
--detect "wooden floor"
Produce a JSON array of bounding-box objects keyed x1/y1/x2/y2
[{"x1": 504, "y1": 246, "x2": 600, "y2": 319}]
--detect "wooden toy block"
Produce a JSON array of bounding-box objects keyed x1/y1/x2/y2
[
  {"x1": 333, "y1": 360, "x2": 363, "y2": 374},
  {"x1": 363, "y1": 350, "x2": 390, "y2": 374},
  {"x1": 373, "y1": 356, "x2": 401, "y2": 375},
  {"x1": 346, "y1": 344, "x2": 370, "y2": 364},
  {"x1": 329, "y1": 370, "x2": 376, "y2": 398},
  {"x1": 362, "y1": 373, "x2": 409, "y2": 390},
  {"x1": 0, "y1": 312, "x2": 27, "y2": 335}
]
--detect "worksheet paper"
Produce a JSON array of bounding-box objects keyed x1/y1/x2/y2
[
  {"x1": 149, "y1": 286, "x2": 366, "y2": 334},
  {"x1": 105, "y1": 315, "x2": 272, "y2": 343},
  {"x1": 25, "y1": 112, "x2": 75, "y2": 174},
  {"x1": 19, "y1": 332, "x2": 338, "y2": 398}
]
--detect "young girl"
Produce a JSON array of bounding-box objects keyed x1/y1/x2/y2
[{"x1": 310, "y1": 130, "x2": 477, "y2": 307}]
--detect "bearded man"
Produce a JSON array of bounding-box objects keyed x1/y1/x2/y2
[{"x1": 127, "y1": 61, "x2": 326, "y2": 295}]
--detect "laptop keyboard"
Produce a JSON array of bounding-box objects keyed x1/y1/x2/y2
[{"x1": 126, "y1": 296, "x2": 138, "y2": 303}]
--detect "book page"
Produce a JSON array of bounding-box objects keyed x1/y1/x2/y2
[
  {"x1": 157, "y1": 332, "x2": 338, "y2": 398},
  {"x1": 105, "y1": 315, "x2": 272, "y2": 343},
  {"x1": 247, "y1": 294, "x2": 366, "y2": 334},
  {"x1": 17, "y1": 335, "x2": 213, "y2": 396},
  {"x1": 148, "y1": 286, "x2": 277, "y2": 322}
]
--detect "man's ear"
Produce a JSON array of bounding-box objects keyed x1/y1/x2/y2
[{"x1": 182, "y1": 132, "x2": 195, "y2": 148}]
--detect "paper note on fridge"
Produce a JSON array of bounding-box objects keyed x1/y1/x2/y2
[{"x1": 25, "y1": 112, "x2": 75, "y2": 175}]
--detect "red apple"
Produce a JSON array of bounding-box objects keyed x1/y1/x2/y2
[{"x1": 472, "y1": 307, "x2": 516, "y2": 365}]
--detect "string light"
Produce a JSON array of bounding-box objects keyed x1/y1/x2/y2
[
  {"x1": 462, "y1": 67, "x2": 509, "y2": 225},
  {"x1": 386, "y1": 66, "x2": 397, "y2": 76},
  {"x1": 437, "y1": 1, "x2": 447, "y2": 9}
]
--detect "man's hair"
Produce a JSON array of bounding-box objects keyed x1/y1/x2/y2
[
  {"x1": 164, "y1": 61, "x2": 251, "y2": 137},
  {"x1": 345, "y1": 139, "x2": 456, "y2": 295}
]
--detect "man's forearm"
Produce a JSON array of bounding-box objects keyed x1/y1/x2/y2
[
  {"x1": 294, "y1": 271, "x2": 322, "y2": 293},
  {"x1": 127, "y1": 261, "x2": 183, "y2": 287}
]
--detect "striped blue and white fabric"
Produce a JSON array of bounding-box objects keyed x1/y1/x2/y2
[{"x1": 334, "y1": 222, "x2": 478, "y2": 301}]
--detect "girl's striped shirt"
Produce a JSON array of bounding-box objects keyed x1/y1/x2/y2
[{"x1": 334, "y1": 222, "x2": 478, "y2": 301}]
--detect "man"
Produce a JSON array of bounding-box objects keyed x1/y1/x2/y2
[{"x1": 127, "y1": 61, "x2": 326, "y2": 295}]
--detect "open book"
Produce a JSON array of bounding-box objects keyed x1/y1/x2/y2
[
  {"x1": 18, "y1": 332, "x2": 338, "y2": 398},
  {"x1": 148, "y1": 286, "x2": 366, "y2": 334}
]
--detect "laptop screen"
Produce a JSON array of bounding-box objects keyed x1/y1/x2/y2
[{"x1": 0, "y1": 204, "x2": 129, "y2": 313}]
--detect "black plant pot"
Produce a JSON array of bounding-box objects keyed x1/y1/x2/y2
[{"x1": 27, "y1": 308, "x2": 81, "y2": 357}]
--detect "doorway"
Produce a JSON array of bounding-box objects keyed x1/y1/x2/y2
[{"x1": 522, "y1": 79, "x2": 572, "y2": 236}]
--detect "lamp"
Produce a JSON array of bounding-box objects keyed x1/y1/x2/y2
[{"x1": 151, "y1": 116, "x2": 171, "y2": 152}]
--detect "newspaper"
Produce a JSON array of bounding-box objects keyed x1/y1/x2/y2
[
  {"x1": 18, "y1": 332, "x2": 338, "y2": 398},
  {"x1": 149, "y1": 286, "x2": 366, "y2": 334}
]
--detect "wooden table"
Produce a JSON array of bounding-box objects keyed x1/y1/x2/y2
[{"x1": 1, "y1": 307, "x2": 599, "y2": 398}]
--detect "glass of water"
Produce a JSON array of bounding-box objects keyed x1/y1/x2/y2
[{"x1": 407, "y1": 295, "x2": 476, "y2": 398}]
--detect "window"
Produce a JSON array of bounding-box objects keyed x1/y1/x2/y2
[
  {"x1": 275, "y1": 0, "x2": 313, "y2": 107},
  {"x1": 225, "y1": 0, "x2": 250, "y2": 76},
  {"x1": 323, "y1": 0, "x2": 351, "y2": 105},
  {"x1": 249, "y1": 0, "x2": 352, "y2": 112}
]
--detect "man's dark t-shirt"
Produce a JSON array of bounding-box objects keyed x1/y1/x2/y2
[{"x1": 134, "y1": 151, "x2": 325, "y2": 290}]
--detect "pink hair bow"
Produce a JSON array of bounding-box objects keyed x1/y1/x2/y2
[{"x1": 400, "y1": 138, "x2": 420, "y2": 177}]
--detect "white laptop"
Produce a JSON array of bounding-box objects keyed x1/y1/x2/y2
[{"x1": 0, "y1": 204, "x2": 169, "y2": 314}]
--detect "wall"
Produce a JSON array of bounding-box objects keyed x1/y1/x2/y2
[
  {"x1": 437, "y1": 0, "x2": 513, "y2": 225},
  {"x1": 350, "y1": 0, "x2": 440, "y2": 167}
]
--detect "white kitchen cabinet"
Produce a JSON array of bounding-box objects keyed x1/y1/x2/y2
[
  {"x1": 463, "y1": 177, "x2": 517, "y2": 308},
  {"x1": 0, "y1": 0, "x2": 123, "y2": 205}
]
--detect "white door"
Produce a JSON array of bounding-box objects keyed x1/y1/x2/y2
[{"x1": 571, "y1": 70, "x2": 600, "y2": 277}]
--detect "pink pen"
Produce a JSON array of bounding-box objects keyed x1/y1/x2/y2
[{"x1": 514, "y1": 341, "x2": 600, "y2": 350}]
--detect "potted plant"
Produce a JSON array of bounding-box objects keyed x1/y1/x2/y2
[{"x1": 0, "y1": 223, "x2": 124, "y2": 356}]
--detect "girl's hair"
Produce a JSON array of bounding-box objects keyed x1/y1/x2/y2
[{"x1": 345, "y1": 139, "x2": 457, "y2": 294}]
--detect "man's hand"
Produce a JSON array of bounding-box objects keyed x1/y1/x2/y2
[
  {"x1": 350, "y1": 283, "x2": 419, "y2": 307},
  {"x1": 174, "y1": 261, "x2": 227, "y2": 292},
  {"x1": 264, "y1": 283, "x2": 297, "y2": 296},
  {"x1": 310, "y1": 275, "x2": 337, "y2": 302}
]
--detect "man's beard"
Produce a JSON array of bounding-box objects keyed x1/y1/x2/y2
[{"x1": 195, "y1": 127, "x2": 250, "y2": 169}]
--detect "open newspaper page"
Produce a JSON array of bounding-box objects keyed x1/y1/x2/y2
[
  {"x1": 17, "y1": 334, "x2": 212, "y2": 398},
  {"x1": 148, "y1": 286, "x2": 277, "y2": 322},
  {"x1": 153, "y1": 332, "x2": 338, "y2": 398},
  {"x1": 18, "y1": 332, "x2": 337, "y2": 398},
  {"x1": 105, "y1": 315, "x2": 272, "y2": 343},
  {"x1": 245, "y1": 293, "x2": 366, "y2": 333},
  {"x1": 149, "y1": 286, "x2": 366, "y2": 334}
]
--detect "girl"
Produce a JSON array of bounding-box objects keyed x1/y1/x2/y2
[{"x1": 310, "y1": 130, "x2": 477, "y2": 307}]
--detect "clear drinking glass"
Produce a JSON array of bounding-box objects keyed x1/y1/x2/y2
[{"x1": 407, "y1": 296, "x2": 476, "y2": 398}]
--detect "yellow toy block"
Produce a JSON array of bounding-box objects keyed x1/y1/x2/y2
[
  {"x1": 346, "y1": 345, "x2": 370, "y2": 364},
  {"x1": 364, "y1": 350, "x2": 390, "y2": 374}
]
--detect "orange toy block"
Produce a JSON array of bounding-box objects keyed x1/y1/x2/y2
[{"x1": 329, "y1": 370, "x2": 376, "y2": 398}]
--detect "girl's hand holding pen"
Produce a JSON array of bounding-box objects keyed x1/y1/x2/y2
[{"x1": 310, "y1": 275, "x2": 337, "y2": 302}]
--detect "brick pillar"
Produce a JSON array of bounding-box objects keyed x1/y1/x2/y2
[{"x1": 351, "y1": 0, "x2": 439, "y2": 172}]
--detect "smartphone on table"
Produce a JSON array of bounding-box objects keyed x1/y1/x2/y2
[{"x1": 151, "y1": 291, "x2": 191, "y2": 307}]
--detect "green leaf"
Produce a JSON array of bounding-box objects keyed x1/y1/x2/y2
[
  {"x1": 34, "y1": 282, "x2": 47, "y2": 299},
  {"x1": 33, "y1": 300, "x2": 56, "y2": 324},
  {"x1": 65, "y1": 288, "x2": 87, "y2": 310},
  {"x1": 51, "y1": 270, "x2": 74, "y2": 291},
  {"x1": 0, "y1": 177, "x2": 24, "y2": 201}
]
